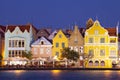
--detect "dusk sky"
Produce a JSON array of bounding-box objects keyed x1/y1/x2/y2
[{"x1": 0, "y1": 0, "x2": 120, "y2": 30}]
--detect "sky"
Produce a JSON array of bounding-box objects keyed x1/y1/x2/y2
[{"x1": 0, "y1": 0, "x2": 120, "y2": 30}]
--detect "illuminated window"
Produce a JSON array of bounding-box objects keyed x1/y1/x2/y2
[
  {"x1": 94, "y1": 61, "x2": 99, "y2": 66},
  {"x1": 46, "y1": 48, "x2": 50, "y2": 54},
  {"x1": 88, "y1": 61, "x2": 93, "y2": 66},
  {"x1": 100, "y1": 61, "x2": 105, "y2": 66},
  {"x1": 89, "y1": 38, "x2": 93, "y2": 43},
  {"x1": 110, "y1": 50, "x2": 116, "y2": 56},
  {"x1": 95, "y1": 30, "x2": 98, "y2": 35},
  {"x1": 74, "y1": 38, "x2": 78, "y2": 43}
]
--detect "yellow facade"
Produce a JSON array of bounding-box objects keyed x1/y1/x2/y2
[
  {"x1": 52, "y1": 30, "x2": 68, "y2": 59},
  {"x1": 84, "y1": 20, "x2": 118, "y2": 68}
]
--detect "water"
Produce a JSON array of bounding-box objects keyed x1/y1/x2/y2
[{"x1": 0, "y1": 70, "x2": 120, "y2": 80}]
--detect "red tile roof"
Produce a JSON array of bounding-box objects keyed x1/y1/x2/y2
[
  {"x1": 6, "y1": 24, "x2": 33, "y2": 32},
  {"x1": 105, "y1": 27, "x2": 117, "y2": 36}
]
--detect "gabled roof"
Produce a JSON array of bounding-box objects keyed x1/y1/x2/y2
[
  {"x1": 48, "y1": 30, "x2": 58, "y2": 40},
  {"x1": 32, "y1": 36, "x2": 52, "y2": 45},
  {"x1": 37, "y1": 28, "x2": 50, "y2": 38},
  {"x1": 105, "y1": 27, "x2": 117, "y2": 36},
  {"x1": 6, "y1": 24, "x2": 38, "y2": 33},
  {"x1": 6, "y1": 25, "x2": 30, "y2": 32}
]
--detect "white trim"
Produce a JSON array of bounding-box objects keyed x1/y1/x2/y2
[{"x1": 8, "y1": 48, "x2": 25, "y2": 50}]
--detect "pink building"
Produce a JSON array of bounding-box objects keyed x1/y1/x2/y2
[{"x1": 31, "y1": 36, "x2": 52, "y2": 61}]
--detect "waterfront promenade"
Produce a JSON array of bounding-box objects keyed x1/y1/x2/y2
[{"x1": 1, "y1": 67, "x2": 120, "y2": 70}]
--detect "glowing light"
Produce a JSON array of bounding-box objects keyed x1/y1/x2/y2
[
  {"x1": 51, "y1": 70, "x2": 61, "y2": 76},
  {"x1": 14, "y1": 70, "x2": 25, "y2": 76},
  {"x1": 104, "y1": 70, "x2": 112, "y2": 77}
]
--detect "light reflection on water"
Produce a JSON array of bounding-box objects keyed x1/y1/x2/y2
[{"x1": 0, "y1": 70, "x2": 120, "y2": 80}]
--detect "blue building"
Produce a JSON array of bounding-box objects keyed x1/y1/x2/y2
[{"x1": 4, "y1": 24, "x2": 37, "y2": 65}]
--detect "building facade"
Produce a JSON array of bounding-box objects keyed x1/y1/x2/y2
[
  {"x1": 84, "y1": 20, "x2": 118, "y2": 68},
  {"x1": 0, "y1": 25, "x2": 6, "y2": 65},
  {"x1": 69, "y1": 25, "x2": 84, "y2": 66},
  {"x1": 5, "y1": 24, "x2": 37, "y2": 65},
  {"x1": 31, "y1": 36, "x2": 52, "y2": 60},
  {"x1": 36, "y1": 28, "x2": 51, "y2": 39},
  {"x1": 52, "y1": 30, "x2": 68, "y2": 59}
]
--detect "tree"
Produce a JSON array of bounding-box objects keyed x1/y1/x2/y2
[
  {"x1": 86, "y1": 18, "x2": 94, "y2": 29},
  {"x1": 22, "y1": 51, "x2": 33, "y2": 60},
  {"x1": 61, "y1": 47, "x2": 79, "y2": 62},
  {"x1": 82, "y1": 53, "x2": 94, "y2": 68}
]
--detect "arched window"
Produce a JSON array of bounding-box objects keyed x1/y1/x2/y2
[
  {"x1": 100, "y1": 61, "x2": 105, "y2": 66},
  {"x1": 89, "y1": 60, "x2": 93, "y2": 66},
  {"x1": 95, "y1": 61, "x2": 99, "y2": 66}
]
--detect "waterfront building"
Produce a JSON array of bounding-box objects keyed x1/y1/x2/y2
[
  {"x1": 52, "y1": 30, "x2": 68, "y2": 59},
  {"x1": 36, "y1": 28, "x2": 51, "y2": 39},
  {"x1": 0, "y1": 25, "x2": 6, "y2": 65},
  {"x1": 48, "y1": 30, "x2": 58, "y2": 40},
  {"x1": 84, "y1": 20, "x2": 118, "y2": 68},
  {"x1": 4, "y1": 24, "x2": 37, "y2": 65},
  {"x1": 68, "y1": 25, "x2": 84, "y2": 67},
  {"x1": 31, "y1": 36, "x2": 52, "y2": 65}
]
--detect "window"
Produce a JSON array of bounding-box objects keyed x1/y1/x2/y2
[
  {"x1": 22, "y1": 40, "x2": 24, "y2": 47},
  {"x1": 12, "y1": 50, "x2": 14, "y2": 57},
  {"x1": 100, "y1": 61, "x2": 105, "y2": 66},
  {"x1": 88, "y1": 61, "x2": 93, "y2": 66},
  {"x1": 56, "y1": 43, "x2": 59, "y2": 47},
  {"x1": 19, "y1": 41, "x2": 21, "y2": 47},
  {"x1": 110, "y1": 50, "x2": 116, "y2": 56},
  {"x1": 62, "y1": 42, "x2": 65, "y2": 48},
  {"x1": 9, "y1": 50, "x2": 11, "y2": 57},
  {"x1": 40, "y1": 48, "x2": 44, "y2": 54},
  {"x1": 74, "y1": 38, "x2": 78, "y2": 43},
  {"x1": 74, "y1": 47, "x2": 78, "y2": 52},
  {"x1": 41, "y1": 41, "x2": 44, "y2": 45},
  {"x1": 11, "y1": 40, "x2": 14, "y2": 47},
  {"x1": 100, "y1": 38, "x2": 105, "y2": 43},
  {"x1": 80, "y1": 47, "x2": 83, "y2": 53},
  {"x1": 89, "y1": 49, "x2": 94, "y2": 56},
  {"x1": 100, "y1": 49, "x2": 105, "y2": 56},
  {"x1": 9, "y1": 40, "x2": 11, "y2": 47},
  {"x1": 59, "y1": 34, "x2": 62, "y2": 38},
  {"x1": 46, "y1": 48, "x2": 50, "y2": 54},
  {"x1": 55, "y1": 52, "x2": 59, "y2": 57},
  {"x1": 89, "y1": 38, "x2": 93, "y2": 43},
  {"x1": 95, "y1": 61, "x2": 99, "y2": 66},
  {"x1": 95, "y1": 30, "x2": 98, "y2": 35},
  {"x1": 34, "y1": 48, "x2": 38, "y2": 54}
]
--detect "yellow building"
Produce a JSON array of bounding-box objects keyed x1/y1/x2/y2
[
  {"x1": 84, "y1": 20, "x2": 118, "y2": 68},
  {"x1": 52, "y1": 30, "x2": 68, "y2": 59}
]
